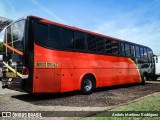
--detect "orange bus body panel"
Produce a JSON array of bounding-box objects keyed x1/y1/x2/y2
[{"x1": 33, "y1": 44, "x2": 141, "y2": 93}]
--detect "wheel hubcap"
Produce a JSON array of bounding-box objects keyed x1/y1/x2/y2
[{"x1": 84, "y1": 79, "x2": 92, "y2": 92}]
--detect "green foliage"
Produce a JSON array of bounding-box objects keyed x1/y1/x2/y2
[
  {"x1": 0, "y1": 42, "x2": 3, "y2": 55},
  {"x1": 82, "y1": 93, "x2": 160, "y2": 120}
]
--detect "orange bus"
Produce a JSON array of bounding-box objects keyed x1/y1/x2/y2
[{"x1": 2, "y1": 16, "x2": 155, "y2": 94}]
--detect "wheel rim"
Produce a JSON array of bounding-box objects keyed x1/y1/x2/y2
[{"x1": 84, "y1": 79, "x2": 92, "y2": 92}]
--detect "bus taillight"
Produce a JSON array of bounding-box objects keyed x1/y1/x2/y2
[{"x1": 22, "y1": 67, "x2": 29, "y2": 75}]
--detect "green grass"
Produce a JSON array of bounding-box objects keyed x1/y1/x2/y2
[{"x1": 82, "y1": 92, "x2": 160, "y2": 120}]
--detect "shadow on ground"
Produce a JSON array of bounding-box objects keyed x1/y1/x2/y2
[
  {"x1": 12, "y1": 83, "x2": 139, "y2": 101},
  {"x1": 10, "y1": 82, "x2": 160, "y2": 107}
]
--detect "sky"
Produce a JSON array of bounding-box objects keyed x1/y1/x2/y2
[{"x1": 0, "y1": 0, "x2": 160, "y2": 54}]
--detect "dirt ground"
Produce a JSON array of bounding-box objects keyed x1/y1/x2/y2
[
  {"x1": 12, "y1": 82, "x2": 160, "y2": 107},
  {"x1": 0, "y1": 80, "x2": 160, "y2": 118}
]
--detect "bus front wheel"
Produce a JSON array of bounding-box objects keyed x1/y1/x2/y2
[
  {"x1": 150, "y1": 76, "x2": 158, "y2": 81},
  {"x1": 141, "y1": 73, "x2": 148, "y2": 85},
  {"x1": 81, "y1": 75, "x2": 95, "y2": 94}
]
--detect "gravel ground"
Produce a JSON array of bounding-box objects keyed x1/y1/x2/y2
[{"x1": 0, "y1": 80, "x2": 160, "y2": 119}]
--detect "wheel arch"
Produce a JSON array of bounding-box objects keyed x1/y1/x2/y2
[{"x1": 80, "y1": 73, "x2": 97, "y2": 89}]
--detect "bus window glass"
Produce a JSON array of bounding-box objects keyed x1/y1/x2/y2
[
  {"x1": 111, "y1": 40, "x2": 119, "y2": 55},
  {"x1": 147, "y1": 48, "x2": 153, "y2": 63},
  {"x1": 12, "y1": 21, "x2": 25, "y2": 51},
  {"x1": 87, "y1": 34, "x2": 96, "y2": 52},
  {"x1": 74, "y1": 31, "x2": 85, "y2": 50},
  {"x1": 140, "y1": 47, "x2": 144, "y2": 58},
  {"x1": 34, "y1": 23, "x2": 62, "y2": 49},
  {"x1": 13, "y1": 41, "x2": 23, "y2": 51},
  {"x1": 125, "y1": 43, "x2": 130, "y2": 57},
  {"x1": 120, "y1": 43, "x2": 125, "y2": 56},
  {"x1": 48, "y1": 25, "x2": 61, "y2": 49},
  {"x1": 12, "y1": 20, "x2": 25, "y2": 41},
  {"x1": 105, "y1": 39, "x2": 112, "y2": 54},
  {"x1": 130, "y1": 45, "x2": 135, "y2": 57},
  {"x1": 96, "y1": 37, "x2": 105, "y2": 53},
  {"x1": 135, "y1": 46, "x2": 140, "y2": 57},
  {"x1": 143, "y1": 48, "x2": 148, "y2": 59},
  {"x1": 34, "y1": 23, "x2": 48, "y2": 40},
  {"x1": 6, "y1": 26, "x2": 12, "y2": 44},
  {"x1": 34, "y1": 23, "x2": 48, "y2": 45},
  {"x1": 1, "y1": 29, "x2": 5, "y2": 44},
  {"x1": 5, "y1": 20, "x2": 25, "y2": 51},
  {"x1": 62, "y1": 29, "x2": 74, "y2": 49}
]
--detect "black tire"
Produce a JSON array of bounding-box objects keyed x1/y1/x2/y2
[
  {"x1": 141, "y1": 73, "x2": 148, "y2": 85},
  {"x1": 148, "y1": 75, "x2": 158, "y2": 81},
  {"x1": 81, "y1": 75, "x2": 95, "y2": 95},
  {"x1": 152, "y1": 76, "x2": 158, "y2": 81}
]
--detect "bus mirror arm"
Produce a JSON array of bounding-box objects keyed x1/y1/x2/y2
[
  {"x1": 156, "y1": 57, "x2": 158, "y2": 63},
  {"x1": 153, "y1": 55, "x2": 158, "y2": 63}
]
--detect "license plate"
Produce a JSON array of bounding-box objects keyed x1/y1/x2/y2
[{"x1": 6, "y1": 72, "x2": 17, "y2": 77}]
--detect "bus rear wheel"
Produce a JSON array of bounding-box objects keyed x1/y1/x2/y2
[{"x1": 81, "y1": 75, "x2": 95, "y2": 94}]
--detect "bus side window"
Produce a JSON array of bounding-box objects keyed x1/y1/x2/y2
[
  {"x1": 130, "y1": 45, "x2": 135, "y2": 58},
  {"x1": 62, "y1": 28, "x2": 74, "y2": 49},
  {"x1": 143, "y1": 48, "x2": 148, "y2": 61},
  {"x1": 74, "y1": 31, "x2": 85, "y2": 50},
  {"x1": 105, "y1": 39, "x2": 112, "y2": 54},
  {"x1": 34, "y1": 23, "x2": 48, "y2": 45},
  {"x1": 120, "y1": 43, "x2": 125, "y2": 56},
  {"x1": 135, "y1": 46, "x2": 140, "y2": 58},
  {"x1": 96, "y1": 37, "x2": 105, "y2": 53},
  {"x1": 111, "y1": 40, "x2": 119, "y2": 55},
  {"x1": 49, "y1": 25, "x2": 61, "y2": 49},
  {"x1": 140, "y1": 47, "x2": 144, "y2": 58},
  {"x1": 125, "y1": 43, "x2": 131, "y2": 57},
  {"x1": 87, "y1": 34, "x2": 96, "y2": 52}
]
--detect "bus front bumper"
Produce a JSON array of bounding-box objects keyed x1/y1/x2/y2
[{"x1": 2, "y1": 78, "x2": 23, "y2": 91}]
